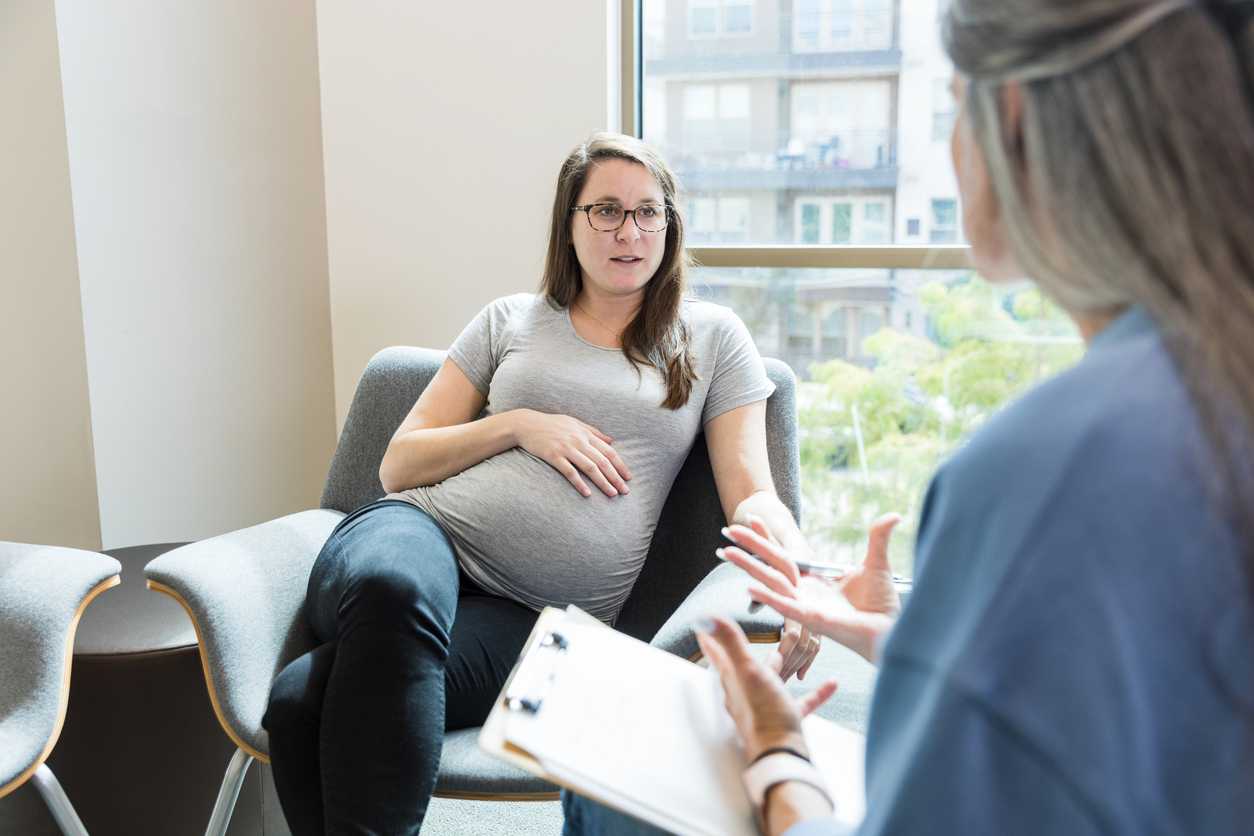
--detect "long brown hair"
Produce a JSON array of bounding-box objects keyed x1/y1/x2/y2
[
  {"x1": 944, "y1": 0, "x2": 1254, "y2": 572},
  {"x1": 542, "y1": 132, "x2": 697, "y2": 410}
]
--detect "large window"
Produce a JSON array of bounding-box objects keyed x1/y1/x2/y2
[{"x1": 634, "y1": 0, "x2": 1079, "y2": 575}]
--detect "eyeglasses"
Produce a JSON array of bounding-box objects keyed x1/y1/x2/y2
[{"x1": 571, "y1": 203, "x2": 670, "y2": 233}]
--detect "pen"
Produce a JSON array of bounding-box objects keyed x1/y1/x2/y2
[{"x1": 716, "y1": 547, "x2": 849, "y2": 579}]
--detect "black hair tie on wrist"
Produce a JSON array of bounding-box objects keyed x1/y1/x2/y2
[{"x1": 751, "y1": 746, "x2": 810, "y2": 764}]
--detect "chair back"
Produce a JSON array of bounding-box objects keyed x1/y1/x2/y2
[{"x1": 320, "y1": 346, "x2": 799, "y2": 643}]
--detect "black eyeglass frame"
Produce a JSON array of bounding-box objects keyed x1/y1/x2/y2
[{"x1": 571, "y1": 203, "x2": 671, "y2": 233}]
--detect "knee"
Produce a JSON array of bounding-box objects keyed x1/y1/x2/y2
[
  {"x1": 347, "y1": 565, "x2": 455, "y2": 625},
  {"x1": 264, "y1": 657, "x2": 321, "y2": 739},
  {"x1": 348, "y1": 569, "x2": 446, "y2": 621}
]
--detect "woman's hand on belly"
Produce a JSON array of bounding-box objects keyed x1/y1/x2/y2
[{"x1": 511, "y1": 409, "x2": 633, "y2": 498}]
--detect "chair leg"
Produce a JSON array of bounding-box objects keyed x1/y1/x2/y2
[
  {"x1": 204, "y1": 747, "x2": 254, "y2": 836},
  {"x1": 30, "y1": 764, "x2": 90, "y2": 836}
]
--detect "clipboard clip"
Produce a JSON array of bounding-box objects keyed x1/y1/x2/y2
[{"x1": 505, "y1": 630, "x2": 568, "y2": 714}]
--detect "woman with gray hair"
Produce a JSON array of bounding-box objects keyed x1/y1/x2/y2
[{"x1": 563, "y1": 1, "x2": 1254, "y2": 834}]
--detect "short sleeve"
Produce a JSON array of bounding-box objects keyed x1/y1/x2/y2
[
  {"x1": 447, "y1": 295, "x2": 529, "y2": 395},
  {"x1": 700, "y1": 307, "x2": 776, "y2": 426}
]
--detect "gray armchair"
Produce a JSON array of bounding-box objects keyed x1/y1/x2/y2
[
  {"x1": 0, "y1": 543, "x2": 121, "y2": 836},
  {"x1": 144, "y1": 345, "x2": 798, "y2": 834}
]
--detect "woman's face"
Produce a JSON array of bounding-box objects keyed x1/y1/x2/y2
[
  {"x1": 570, "y1": 158, "x2": 668, "y2": 304},
  {"x1": 951, "y1": 74, "x2": 1024, "y2": 283}
]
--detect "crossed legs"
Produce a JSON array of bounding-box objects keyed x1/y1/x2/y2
[{"x1": 263, "y1": 501, "x2": 538, "y2": 836}]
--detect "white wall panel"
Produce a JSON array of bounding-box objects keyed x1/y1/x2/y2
[{"x1": 55, "y1": 0, "x2": 337, "y2": 548}]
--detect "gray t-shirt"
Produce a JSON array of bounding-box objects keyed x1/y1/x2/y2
[{"x1": 389, "y1": 293, "x2": 775, "y2": 623}]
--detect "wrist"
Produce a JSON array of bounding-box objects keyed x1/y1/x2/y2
[
  {"x1": 504, "y1": 408, "x2": 531, "y2": 448},
  {"x1": 748, "y1": 731, "x2": 808, "y2": 763},
  {"x1": 764, "y1": 781, "x2": 835, "y2": 835}
]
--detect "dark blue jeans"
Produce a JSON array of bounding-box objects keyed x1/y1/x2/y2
[
  {"x1": 263, "y1": 500, "x2": 541, "y2": 836},
  {"x1": 562, "y1": 791, "x2": 677, "y2": 836}
]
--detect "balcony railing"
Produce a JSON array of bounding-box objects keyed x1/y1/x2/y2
[{"x1": 780, "y1": 128, "x2": 897, "y2": 171}]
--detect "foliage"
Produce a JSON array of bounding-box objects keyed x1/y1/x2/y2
[{"x1": 797, "y1": 275, "x2": 1083, "y2": 576}]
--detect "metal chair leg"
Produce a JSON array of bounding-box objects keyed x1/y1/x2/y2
[
  {"x1": 30, "y1": 764, "x2": 90, "y2": 836},
  {"x1": 204, "y1": 747, "x2": 254, "y2": 836}
]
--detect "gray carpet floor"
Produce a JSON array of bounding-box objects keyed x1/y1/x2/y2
[{"x1": 419, "y1": 639, "x2": 878, "y2": 835}]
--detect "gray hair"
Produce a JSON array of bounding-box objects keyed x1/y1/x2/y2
[{"x1": 943, "y1": 0, "x2": 1254, "y2": 560}]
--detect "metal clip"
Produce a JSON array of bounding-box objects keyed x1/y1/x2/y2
[{"x1": 505, "y1": 631, "x2": 568, "y2": 714}]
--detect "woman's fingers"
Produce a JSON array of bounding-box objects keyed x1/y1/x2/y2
[
  {"x1": 777, "y1": 621, "x2": 820, "y2": 682},
  {"x1": 589, "y1": 436, "x2": 633, "y2": 485},
  {"x1": 578, "y1": 420, "x2": 613, "y2": 445},
  {"x1": 722, "y1": 525, "x2": 800, "y2": 585},
  {"x1": 796, "y1": 680, "x2": 838, "y2": 717},
  {"x1": 748, "y1": 585, "x2": 824, "y2": 633},
  {"x1": 570, "y1": 452, "x2": 621, "y2": 497},
  {"x1": 718, "y1": 546, "x2": 798, "y2": 599},
  {"x1": 555, "y1": 460, "x2": 593, "y2": 497}
]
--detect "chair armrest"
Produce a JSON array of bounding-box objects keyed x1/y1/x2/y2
[
  {"x1": 143, "y1": 509, "x2": 344, "y2": 758},
  {"x1": 648, "y1": 563, "x2": 785, "y2": 661}
]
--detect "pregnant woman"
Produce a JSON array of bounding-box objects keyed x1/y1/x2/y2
[{"x1": 261, "y1": 132, "x2": 822, "y2": 836}]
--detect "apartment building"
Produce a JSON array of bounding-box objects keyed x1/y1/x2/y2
[{"x1": 642, "y1": 0, "x2": 964, "y2": 374}]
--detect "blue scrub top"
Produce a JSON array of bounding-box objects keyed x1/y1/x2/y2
[{"x1": 794, "y1": 308, "x2": 1254, "y2": 835}]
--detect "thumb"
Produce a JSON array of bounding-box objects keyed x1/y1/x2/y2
[{"x1": 865, "y1": 512, "x2": 901, "y2": 571}]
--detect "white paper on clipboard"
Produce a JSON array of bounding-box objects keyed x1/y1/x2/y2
[{"x1": 482, "y1": 606, "x2": 866, "y2": 836}]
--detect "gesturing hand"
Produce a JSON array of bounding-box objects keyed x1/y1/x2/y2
[
  {"x1": 720, "y1": 513, "x2": 902, "y2": 663},
  {"x1": 512, "y1": 409, "x2": 633, "y2": 498},
  {"x1": 696, "y1": 616, "x2": 837, "y2": 763}
]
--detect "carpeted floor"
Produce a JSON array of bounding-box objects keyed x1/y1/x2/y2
[{"x1": 418, "y1": 639, "x2": 878, "y2": 835}]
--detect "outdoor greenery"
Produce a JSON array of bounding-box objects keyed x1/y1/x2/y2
[{"x1": 797, "y1": 274, "x2": 1084, "y2": 576}]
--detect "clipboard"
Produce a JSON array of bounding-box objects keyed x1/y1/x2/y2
[{"x1": 479, "y1": 606, "x2": 866, "y2": 836}]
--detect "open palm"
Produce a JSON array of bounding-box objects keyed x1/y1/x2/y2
[{"x1": 720, "y1": 513, "x2": 902, "y2": 663}]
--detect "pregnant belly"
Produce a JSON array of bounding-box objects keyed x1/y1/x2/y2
[{"x1": 416, "y1": 448, "x2": 663, "y2": 617}]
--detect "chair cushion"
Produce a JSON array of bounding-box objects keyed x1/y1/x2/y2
[
  {"x1": 435, "y1": 728, "x2": 558, "y2": 797},
  {"x1": 0, "y1": 543, "x2": 120, "y2": 791}
]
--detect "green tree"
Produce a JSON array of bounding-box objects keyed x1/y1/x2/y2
[{"x1": 797, "y1": 275, "x2": 1082, "y2": 576}]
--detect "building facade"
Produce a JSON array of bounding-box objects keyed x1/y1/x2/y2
[{"x1": 643, "y1": 0, "x2": 963, "y2": 375}]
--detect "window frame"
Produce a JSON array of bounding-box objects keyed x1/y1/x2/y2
[{"x1": 621, "y1": 0, "x2": 972, "y2": 272}]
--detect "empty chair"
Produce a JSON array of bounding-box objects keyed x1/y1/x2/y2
[{"x1": 0, "y1": 543, "x2": 121, "y2": 836}]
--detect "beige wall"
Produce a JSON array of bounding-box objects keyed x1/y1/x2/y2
[
  {"x1": 316, "y1": 0, "x2": 615, "y2": 429},
  {"x1": 55, "y1": 0, "x2": 337, "y2": 549},
  {"x1": 0, "y1": 0, "x2": 101, "y2": 550},
  {"x1": 1, "y1": 1, "x2": 617, "y2": 549}
]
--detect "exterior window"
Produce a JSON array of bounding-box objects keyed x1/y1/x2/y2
[
  {"x1": 931, "y1": 198, "x2": 959, "y2": 243},
  {"x1": 863, "y1": 202, "x2": 888, "y2": 243},
  {"x1": 689, "y1": 0, "x2": 752, "y2": 38},
  {"x1": 689, "y1": 197, "x2": 717, "y2": 243},
  {"x1": 725, "y1": 0, "x2": 753, "y2": 34},
  {"x1": 684, "y1": 83, "x2": 750, "y2": 149},
  {"x1": 640, "y1": 0, "x2": 1080, "y2": 580},
  {"x1": 688, "y1": 195, "x2": 751, "y2": 243},
  {"x1": 684, "y1": 86, "x2": 717, "y2": 149},
  {"x1": 801, "y1": 203, "x2": 822, "y2": 244},
  {"x1": 790, "y1": 81, "x2": 892, "y2": 171},
  {"x1": 794, "y1": 196, "x2": 894, "y2": 244},
  {"x1": 690, "y1": 0, "x2": 717, "y2": 37},
  {"x1": 932, "y1": 78, "x2": 957, "y2": 141},
  {"x1": 832, "y1": 203, "x2": 852, "y2": 243},
  {"x1": 797, "y1": 0, "x2": 821, "y2": 46},
  {"x1": 793, "y1": 0, "x2": 895, "y2": 52}
]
